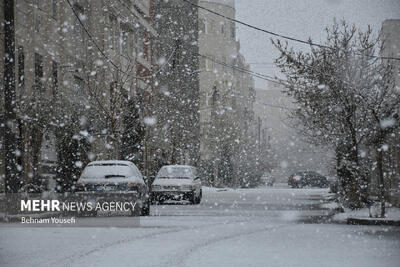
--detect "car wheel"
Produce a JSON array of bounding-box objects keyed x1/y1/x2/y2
[
  {"x1": 189, "y1": 192, "x2": 196, "y2": 205},
  {"x1": 130, "y1": 202, "x2": 140, "y2": 216},
  {"x1": 141, "y1": 199, "x2": 151, "y2": 216},
  {"x1": 197, "y1": 189, "x2": 202, "y2": 204}
]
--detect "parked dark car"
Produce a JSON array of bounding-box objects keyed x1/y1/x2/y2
[
  {"x1": 288, "y1": 171, "x2": 328, "y2": 188},
  {"x1": 75, "y1": 160, "x2": 150, "y2": 216}
]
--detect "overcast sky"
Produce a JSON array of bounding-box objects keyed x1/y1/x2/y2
[{"x1": 235, "y1": 0, "x2": 400, "y2": 88}]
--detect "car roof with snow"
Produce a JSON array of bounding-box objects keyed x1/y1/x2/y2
[{"x1": 87, "y1": 160, "x2": 135, "y2": 166}]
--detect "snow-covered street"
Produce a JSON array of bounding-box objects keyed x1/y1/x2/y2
[{"x1": 1, "y1": 185, "x2": 399, "y2": 267}]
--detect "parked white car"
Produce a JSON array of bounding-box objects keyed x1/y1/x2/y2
[
  {"x1": 151, "y1": 165, "x2": 202, "y2": 204},
  {"x1": 75, "y1": 160, "x2": 150, "y2": 216}
]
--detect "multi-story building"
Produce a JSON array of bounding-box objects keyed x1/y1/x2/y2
[
  {"x1": 198, "y1": 0, "x2": 256, "y2": 184},
  {"x1": 381, "y1": 19, "x2": 400, "y2": 205},
  {"x1": 0, "y1": 0, "x2": 156, "y2": 190},
  {"x1": 152, "y1": 0, "x2": 200, "y2": 167}
]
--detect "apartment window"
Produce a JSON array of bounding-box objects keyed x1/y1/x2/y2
[
  {"x1": 137, "y1": 30, "x2": 144, "y2": 57},
  {"x1": 146, "y1": 40, "x2": 151, "y2": 61},
  {"x1": 34, "y1": 53, "x2": 43, "y2": 91},
  {"x1": 199, "y1": 19, "x2": 206, "y2": 34},
  {"x1": 18, "y1": 46, "x2": 25, "y2": 93},
  {"x1": 51, "y1": 0, "x2": 58, "y2": 19},
  {"x1": 200, "y1": 57, "x2": 206, "y2": 69},
  {"x1": 210, "y1": 19, "x2": 215, "y2": 33},
  {"x1": 73, "y1": 4, "x2": 84, "y2": 43},
  {"x1": 121, "y1": 27, "x2": 129, "y2": 55},
  {"x1": 230, "y1": 22, "x2": 235, "y2": 39},
  {"x1": 52, "y1": 61, "x2": 58, "y2": 97},
  {"x1": 73, "y1": 76, "x2": 85, "y2": 96},
  {"x1": 35, "y1": 12, "x2": 41, "y2": 32},
  {"x1": 206, "y1": 55, "x2": 213, "y2": 70}
]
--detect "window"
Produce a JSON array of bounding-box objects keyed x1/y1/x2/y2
[
  {"x1": 121, "y1": 27, "x2": 129, "y2": 55},
  {"x1": 34, "y1": 53, "x2": 43, "y2": 91},
  {"x1": 108, "y1": 15, "x2": 116, "y2": 49},
  {"x1": 230, "y1": 22, "x2": 235, "y2": 39},
  {"x1": 35, "y1": 12, "x2": 41, "y2": 32},
  {"x1": 146, "y1": 39, "x2": 151, "y2": 61},
  {"x1": 52, "y1": 61, "x2": 58, "y2": 97},
  {"x1": 73, "y1": 4, "x2": 84, "y2": 43},
  {"x1": 206, "y1": 55, "x2": 213, "y2": 70},
  {"x1": 199, "y1": 19, "x2": 206, "y2": 34},
  {"x1": 73, "y1": 76, "x2": 85, "y2": 96},
  {"x1": 137, "y1": 30, "x2": 144, "y2": 57},
  {"x1": 210, "y1": 19, "x2": 215, "y2": 33},
  {"x1": 200, "y1": 57, "x2": 206, "y2": 69},
  {"x1": 51, "y1": 0, "x2": 57, "y2": 19},
  {"x1": 221, "y1": 24, "x2": 225, "y2": 36},
  {"x1": 18, "y1": 46, "x2": 25, "y2": 94}
]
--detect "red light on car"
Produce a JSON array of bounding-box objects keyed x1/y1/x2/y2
[
  {"x1": 75, "y1": 183, "x2": 85, "y2": 192},
  {"x1": 127, "y1": 182, "x2": 138, "y2": 191}
]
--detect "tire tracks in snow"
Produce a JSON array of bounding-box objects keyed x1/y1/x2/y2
[
  {"x1": 163, "y1": 223, "x2": 290, "y2": 267},
  {"x1": 46, "y1": 217, "x2": 253, "y2": 267}
]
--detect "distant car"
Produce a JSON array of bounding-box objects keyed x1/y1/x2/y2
[
  {"x1": 288, "y1": 171, "x2": 328, "y2": 188},
  {"x1": 151, "y1": 165, "x2": 202, "y2": 204},
  {"x1": 75, "y1": 160, "x2": 150, "y2": 216}
]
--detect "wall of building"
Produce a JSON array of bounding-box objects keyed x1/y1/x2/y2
[
  {"x1": 153, "y1": 0, "x2": 200, "y2": 167},
  {"x1": 0, "y1": 0, "x2": 156, "y2": 190}
]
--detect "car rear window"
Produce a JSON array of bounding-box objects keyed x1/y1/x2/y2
[
  {"x1": 157, "y1": 166, "x2": 194, "y2": 179},
  {"x1": 80, "y1": 164, "x2": 134, "y2": 179}
]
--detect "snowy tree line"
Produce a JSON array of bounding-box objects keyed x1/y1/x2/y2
[{"x1": 274, "y1": 20, "x2": 400, "y2": 216}]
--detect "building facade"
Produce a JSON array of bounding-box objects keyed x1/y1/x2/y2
[
  {"x1": 0, "y1": 0, "x2": 156, "y2": 191},
  {"x1": 381, "y1": 19, "x2": 400, "y2": 205},
  {"x1": 198, "y1": 0, "x2": 256, "y2": 185},
  {"x1": 152, "y1": 0, "x2": 200, "y2": 168}
]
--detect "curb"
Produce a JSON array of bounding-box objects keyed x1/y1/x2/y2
[{"x1": 347, "y1": 217, "x2": 400, "y2": 226}]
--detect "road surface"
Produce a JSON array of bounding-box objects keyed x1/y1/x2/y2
[{"x1": 1, "y1": 185, "x2": 399, "y2": 267}]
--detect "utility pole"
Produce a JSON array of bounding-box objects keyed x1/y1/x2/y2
[{"x1": 3, "y1": 0, "x2": 18, "y2": 193}]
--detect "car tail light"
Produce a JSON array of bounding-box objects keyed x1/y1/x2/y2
[
  {"x1": 127, "y1": 182, "x2": 138, "y2": 191},
  {"x1": 75, "y1": 183, "x2": 85, "y2": 192}
]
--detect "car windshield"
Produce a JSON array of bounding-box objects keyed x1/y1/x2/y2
[
  {"x1": 157, "y1": 166, "x2": 193, "y2": 179},
  {"x1": 80, "y1": 164, "x2": 131, "y2": 179}
]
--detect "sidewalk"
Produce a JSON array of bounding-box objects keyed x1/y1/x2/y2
[{"x1": 323, "y1": 202, "x2": 400, "y2": 226}]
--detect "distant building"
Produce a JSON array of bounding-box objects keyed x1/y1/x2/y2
[
  {"x1": 381, "y1": 19, "x2": 400, "y2": 86},
  {"x1": 253, "y1": 82, "x2": 335, "y2": 181},
  {"x1": 0, "y1": 0, "x2": 156, "y2": 190},
  {"x1": 198, "y1": 0, "x2": 255, "y2": 180}
]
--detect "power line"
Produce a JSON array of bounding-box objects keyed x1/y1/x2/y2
[
  {"x1": 65, "y1": 0, "x2": 175, "y2": 81},
  {"x1": 180, "y1": 0, "x2": 400, "y2": 61},
  {"x1": 255, "y1": 101, "x2": 292, "y2": 111},
  {"x1": 65, "y1": 0, "x2": 131, "y2": 76},
  {"x1": 196, "y1": 52, "x2": 284, "y2": 85},
  {"x1": 67, "y1": 0, "x2": 284, "y2": 89}
]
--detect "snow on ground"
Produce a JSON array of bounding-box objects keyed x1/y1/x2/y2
[{"x1": 1, "y1": 186, "x2": 399, "y2": 267}]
